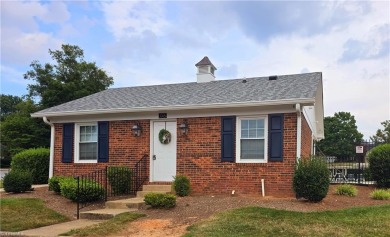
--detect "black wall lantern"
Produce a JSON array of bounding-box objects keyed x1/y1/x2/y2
[
  {"x1": 179, "y1": 120, "x2": 188, "y2": 135},
  {"x1": 132, "y1": 122, "x2": 142, "y2": 137}
]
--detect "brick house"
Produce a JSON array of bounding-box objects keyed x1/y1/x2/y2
[{"x1": 32, "y1": 57, "x2": 324, "y2": 197}]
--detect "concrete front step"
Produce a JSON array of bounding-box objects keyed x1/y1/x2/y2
[
  {"x1": 105, "y1": 197, "x2": 146, "y2": 209},
  {"x1": 142, "y1": 184, "x2": 172, "y2": 192},
  {"x1": 79, "y1": 208, "x2": 137, "y2": 220}
]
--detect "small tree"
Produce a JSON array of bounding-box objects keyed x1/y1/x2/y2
[
  {"x1": 293, "y1": 157, "x2": 330, "y2": 202},
  {"x1": 316, "y1": 112, "x2": 363, "y2": 158}
]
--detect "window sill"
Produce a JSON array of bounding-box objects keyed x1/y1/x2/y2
[
  {"x1": 74, "y1": 160, "x2": 98, "y2": 164},
  {"x1": 236, "y1": 159, "x2": 267, "y2": 164}
]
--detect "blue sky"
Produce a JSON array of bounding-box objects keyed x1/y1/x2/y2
[{"x1": 1, "y1": 0, "x2": 389, "y2": 139}]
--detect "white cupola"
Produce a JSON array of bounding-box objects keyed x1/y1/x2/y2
[{"x1": 195, "y1": 56, "x2": 217, "y2": 83}]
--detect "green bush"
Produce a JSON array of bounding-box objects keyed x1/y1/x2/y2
[
  {"x1": 107, "y1": 166, "x2": 133, "y2": 195},
  {"x1": 48, "y1": 176, "x2": 70, "y2": 194},
  {"x1": 335, "y1": 184, "x2": 357, "y2": 197},
  {"x1": 3, "y1": 170, "x2": 33, "y2": 193},
  {"x1": 60, "y1": 178, "x2": 105, "y2": 203},
  {"x1": 11, "y1": 148, "x2": 50, "y2": 184},
  {"x1": 370, "y1": 189, "x2": 390, "y2": 200},
  {"x1": 173, "y1": 175, "x2": 191, "y2": 197},
  {"x1": 293, "y1": 156, "x2": 330, "y2": 202},
  {"x1": 144, "y1": 193, "x2": 176, "y2": 208},
  {"x1": 368, "y1": 144, "x2": 390, "y2": 188}
]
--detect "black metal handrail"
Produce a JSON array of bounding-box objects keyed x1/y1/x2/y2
[
  {"x1": 75, "y1": 154, "x2": 149, "y2": 219},
  {"x1": 134, "y1": 154, "x2": 148, "y2": 192}
]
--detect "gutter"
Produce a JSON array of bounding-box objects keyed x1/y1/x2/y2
[
  {"x1": 295, "y1": 104, "x2": 302, "y2": 160},
  {"x1": 43, "y1": 117, "x2": 54, "y2": 178}
]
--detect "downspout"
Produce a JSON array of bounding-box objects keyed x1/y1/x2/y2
[
  {"x1": 295, "y1": 104, "x2": 302, "y2": 160},
  {"x1": 43, "y1": 117, "x2": 55, "y2": 178}
]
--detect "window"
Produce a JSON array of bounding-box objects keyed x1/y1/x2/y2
[
  {"x1": 75, "y1": 123, "x2": 98, "y2": 163},
  {"x1": 236, "y1": 116, "x2": 267, "y2": 163}
]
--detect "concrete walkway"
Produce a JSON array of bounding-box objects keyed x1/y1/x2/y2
[{"x1": 16, "y1": 219, "x2": 104, "y2": 237}]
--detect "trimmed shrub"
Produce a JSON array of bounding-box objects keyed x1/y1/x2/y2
[
  {"x1": 3, "y1": 170, "x2": 33, "y2": 193},
  {"x1": 173, "y1": 175, "x2": 191, "y2": 197},
  {"x1": 293, "y1": 156, "x2": 330, "y2": 202},
  {"x1": 335, "y1": 184, "x2": 357, "y2": 197},
  {"x1": 368, "y1": 144, "x2": 390, "y2": 188},
  {"x1": 107, "y1": 166, "x2": 133, "y2": 195},
  {"x1": 48, "y1": 176, "x2": 70, "y2": 194},
  {"x1": 60, "y1": 178, "x2": 105, "y2": 203},
  {"x1": 370, "y1": 189, "x2": 390, "y2": 200},
  {"x1": 11, "y1": 148, "x2": 50, "y2": 184},
  {"x1": 144, "y1": 193, "x2": 176, "y2": 208}
]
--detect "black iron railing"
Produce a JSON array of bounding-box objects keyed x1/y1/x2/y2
[
  {"x1": 76, "y1": 154, "x2": 149, "y2": 219},
  {"x1": 325, "y1": 156, "x2": 374, "y2": 185},
  {"x1": 319, "y1": 141, "x2": 378, "y2": 185}
]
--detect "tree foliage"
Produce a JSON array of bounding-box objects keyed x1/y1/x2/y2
[
  {"x1": 316, "y1": 112, "x2": 363, "y2": 158},
  {"x1": 370, "y1": 120, "x2": 390, "y2": 144},
  {"x1": 24, "y1": 44, "x2": 114, "y2": 108},
  {"x1": 0, "y1": 94, "x2": 23, "y2": 120},
  {"x1": 0, "y1": 99, "x2": 50, "y2": 158}
]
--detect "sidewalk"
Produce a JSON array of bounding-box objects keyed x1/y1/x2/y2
[{"x1": 2, "y1": 219, "x2": 104, "y2": 237}]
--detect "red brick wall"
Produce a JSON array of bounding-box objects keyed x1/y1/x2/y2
[
  {"x1": 53, "y1": 113, "x2": 298, "y2": 197},
  {"x1": 176, "y1": 113, "x2": 297, "y2": 197},
  {"x1": 301, "y1": 114, "x2": 312, "y2": 158},
  {"x1": 53, "y1": 120, "x2": 150, "y2": 177}
]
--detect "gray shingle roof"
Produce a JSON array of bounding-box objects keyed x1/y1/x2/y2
[{"x1": 32, "y1": 72, "x2": 322, "y2": 116}]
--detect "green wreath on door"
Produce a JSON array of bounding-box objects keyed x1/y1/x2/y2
[{"x1": 159, "y1": 129, "x2": 171, "y2": 144}]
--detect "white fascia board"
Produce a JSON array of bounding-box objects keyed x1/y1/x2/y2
[
  {"x1": 47, "y1": 104, "x2": 298, "y2": 123},
  {"x1": 31, "y1": 98, "x2": 315, "y2": 118}
]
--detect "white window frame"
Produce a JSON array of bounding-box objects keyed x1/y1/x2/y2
[
  {"x1": 74, "y1": 122, "x2": 98, "y2": 163},
  {"x1": 236, "y1": 115, "x2": 268, "y2": 163}
]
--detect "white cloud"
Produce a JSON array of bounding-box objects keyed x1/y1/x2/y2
[
  {"x1": 1, "y1": 28, "x2": 63, "y2": 65},
  {"x1": 1, "y1": 1, "x2": 69, "y2": 65},
  {"x1": 100, "y1": 1, "x2": 169, "y2": 40},
  {"x1": 39, "y1": 1, "x2": 70, "y2": 24}
]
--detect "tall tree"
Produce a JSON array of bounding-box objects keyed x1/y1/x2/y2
[
  {"x1": 0, "y1": 94, "x2": 23, "y2": 120},
  {"x1": 24, "y1": 44, "x2": 114, "y2": 108},
  {"x1": 370, "y1": 120, "x2": 390, "y2": 144},
  {"x1": 316, "y1": 112, "x2": 363, "y2": 158}
]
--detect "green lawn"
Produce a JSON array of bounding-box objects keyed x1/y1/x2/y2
[
  {"x1": 184, "y1": 205, "x2": 390, "y2": 237},
  {"x1": 61, "y1": 212, "x2": 146, "y2": 236},
  {"x1": 0, "y1": 198, "x2": 69, "y2": 232}
]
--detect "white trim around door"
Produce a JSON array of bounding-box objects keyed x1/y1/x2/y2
[{"x1": 150, "y1": 120, "x2": 177, "y2": 182}]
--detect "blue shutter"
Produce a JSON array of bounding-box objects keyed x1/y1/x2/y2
[
  {"x1": 221, "y1": 116, "x2": 235, "y2": 162},
  {"x1": 269, "y1": 114, "x2": 284, "y2": 162},
  {"x1": 98, "y1": 121, "x2": 109, "y2": 163},
  {"x1": 62, "y1": 123, "x2": 74, "y2": 163}
]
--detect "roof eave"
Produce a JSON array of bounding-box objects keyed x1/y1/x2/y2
[{"x1": 31, "y1": 98, "x2": 315, "y2": 118}]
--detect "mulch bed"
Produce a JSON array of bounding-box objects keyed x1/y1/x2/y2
[{"x1": 1, "y1": 185, "x2": 389, "y2": 236}]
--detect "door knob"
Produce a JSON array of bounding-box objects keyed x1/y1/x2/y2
[{"x1": 153, "y1": 155, "x2": 156, "y2": 160}]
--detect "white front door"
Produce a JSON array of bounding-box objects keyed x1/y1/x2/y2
[{"x1": 151, "y1": 121, "x2": 177, "y2": 182}]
